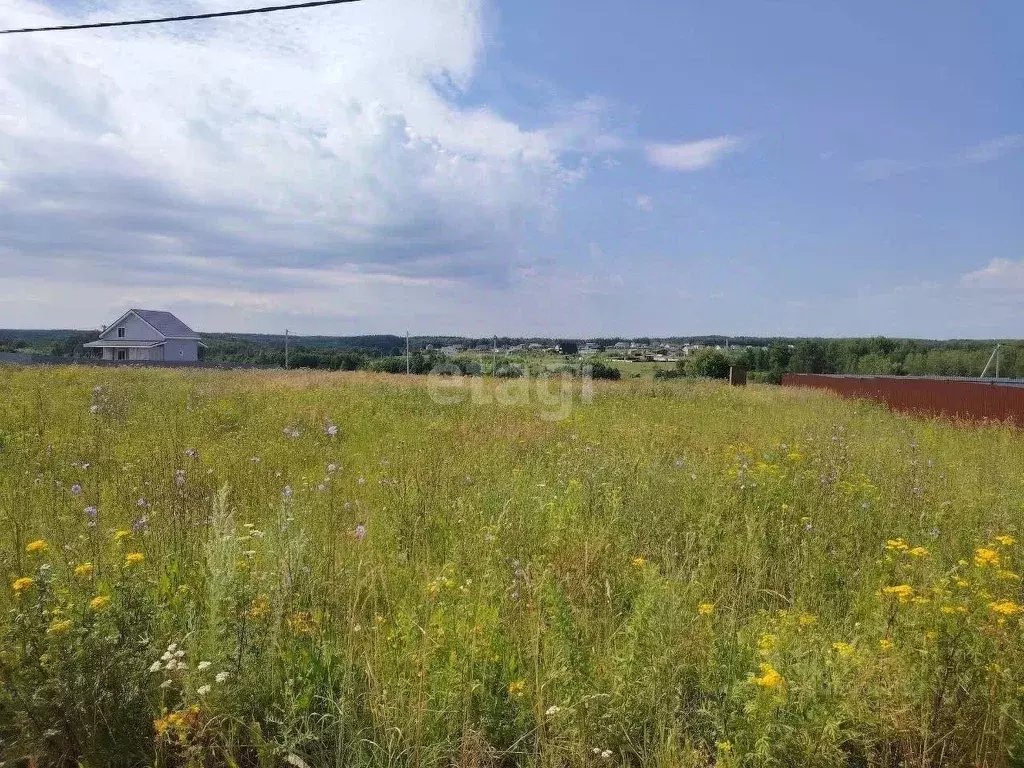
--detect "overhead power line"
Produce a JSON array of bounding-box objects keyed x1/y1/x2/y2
[{"x1": 0, "y1": 0, "x2": 361, "y2": 36}]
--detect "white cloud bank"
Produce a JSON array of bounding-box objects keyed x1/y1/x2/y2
[{"x1": 0, "y1": 0, "x2": 617, "y2": 330}]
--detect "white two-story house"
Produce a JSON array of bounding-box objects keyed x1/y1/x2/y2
[{"x1": 84, "y1": 309, "x2": 203, "y2": 362}]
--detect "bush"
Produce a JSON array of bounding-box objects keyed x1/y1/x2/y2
[{"x1": 684, "y1": 348, "x2": 731, "y2": 379}]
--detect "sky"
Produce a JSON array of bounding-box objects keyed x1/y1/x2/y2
[{"x1": 0, "y1": 0, "x2": 1022, "y2": 338}]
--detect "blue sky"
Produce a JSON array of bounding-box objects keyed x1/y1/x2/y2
[{"x1": 0, "y1": 0, "x2": 1021, "y2": 336}]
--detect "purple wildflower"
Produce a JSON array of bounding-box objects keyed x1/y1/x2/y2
[
  {"x1": 132, "y1": 515, "x2": 149, "y2": 533},
  {"x1": 326, "y1": 424, "x2": 338, "y2": 437},
  {"x1": 137, "y1": 497, "x2": 149, "y2": 508},
  {"x1": 353, "y1": 524, "x2": 367, "y2": 542},
  {"x1": 71, "y1": 484, "x2": 82, "y2": 495},
  {"x1": 185, "y1": 448, "x2": 198, "y2": 459}
]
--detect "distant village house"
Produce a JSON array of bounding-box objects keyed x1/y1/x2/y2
[{"x1": 84, "y1": 309, "x2": 204, "y2": 362}]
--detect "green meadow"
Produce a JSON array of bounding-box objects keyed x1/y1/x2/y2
[{"x1": 0, "y1": 366, "x2": 1021, "y2": 767}]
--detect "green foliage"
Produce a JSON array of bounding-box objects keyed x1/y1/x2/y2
[
  {"x1": 683, "y1": 348, "x2": 732, "y2": 379},
  {"x1": 0, "y1": 368, "x2": 1023, "y2": 766}
]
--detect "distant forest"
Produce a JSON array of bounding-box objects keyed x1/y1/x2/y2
[{"x1": 0, "y1": 329, "x2": 1020, "y2": 380}]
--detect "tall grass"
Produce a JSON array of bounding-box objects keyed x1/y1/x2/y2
[{"x1": 0, "y1": 367, "x2": 1021, "y2": 767}]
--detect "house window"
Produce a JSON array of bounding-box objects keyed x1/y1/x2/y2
[
  {"x1": 117, "y1": 349, "x2": 127, "y2": 361},
  {"x1": 117, "y1": 327, "x2": 126, "y2": 338}
]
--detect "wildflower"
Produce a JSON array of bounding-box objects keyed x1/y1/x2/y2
[
  {"x1": 137, "y1": 497, "x2": 149, "y2": 508},
  {"x1": 125, "y1": 552, "x2": 145, "y2": 566},
  {"x1": 752, "y1": 662, "x2": 784, "y2": 689},
  {"x1": 74, "y1": 562, "x2": 94, "y2": 579},
  {"x1": 282, "y1": 485, "x2": 293, "y2": 498},
  {"x1": 168, "y1": 643, "x2": 178, "y2": 652},
  {"x1": 248, "y1": 595, "x2": 271, "y2": 620},
  {"x1": 631, "y1": 557, "x2": 646, "y2": 569},
  {"x1": 989, "y1": 600, "x2": 1021, "y2": 616},
  {"x1": 879, "y1": 638, "x2": 893, "y2": 650},
  {"x1": 908, "y1": 546, "x2": 930, "y2": 558},
  {"x1": 353, "y1": 524, "x2": 367, "y2": 542},
  {"x1": 757, "y1": 633, "x2": 777, "y2": 653},
  {"x1": 250, "y1": 456, "x2": 261, "y2": 463},
  {"x1": 47, "y1": 619, "x2": 72, "y2": 636},
  {"x1": 89, "y1": 595, "x2": 111, "y2": 610},
  {"x1": 12, "y1": 577, "x2": 34, "y2": 594},
  {"x1": 161, "y1": 651, "x2": 173, "y2": 662},
  {"x1": 84, "y1": 506, "x2": 98, "y2": 526},
  {"x1": 327, "y1": 463, "x2": 338, "y2": 473},
  {"x1": 215, "y1": 671, "x2": 229, "y2": 683},
  {"x1": 797, "y1": 613, "x2": 817, "y2": 626},
  {"x1": 886, "y1": 538, "x2": 909, "y2": 552},
  {"x1": 197, "y1": 684, "x2": 211, "y2": 695},
  {"x1": 149, "y1": 661, "x2": 162, "y2": 673},
  {"x1": 698, "y1": 602, "x2": 715, "y2": 616},
  {"x1": 545, "y1": 705, "x2": 561, "y2": 716},
  {"x1": 832, "y1": 642, "x2": 854, "y2": 658},
  {"x1": 975, "y1": 548, "x2": 1000, "y2": 567},
  {"x1": 998, "y1": 570, "x2": 1020, "y2": 581},
  {"x1": 185, "y1": 448, "x2": 198, "y2": 458},
  {"x1": 601, "y1": 750, "x2": 613, "y2": 759},
  {"x1": 326, "y1": 424, "x2": 338, "y2": 436},
  {"x1": 995, "y1": 535, "x2": 1015, "y2": 547},
  {"x1": 160, "y1": 679, "x2": 172, "y2": 689},
  {"x1": 507, "y1": 679, "x2": 526, "y2": 697},
  {"x1": 716, "y1": 741, "x2": 733, "y2": 754},
  {"x1": 26, "y1": 539, "x2": 48, "y2": 553},
  {"x1": 787, "y1": 451, "x2": 802, "y2": 462},
  {"x1": 287, "y1": 612, "x2": 318, "y2": 636},
  {"x1": 71, "y1": 484, "x2": 82, "y2": 495},
  {"x1": 197, "y1": 661, "x2": 211, "y2": 671},
  {"x1": 881, "y1": 584, "x2": 914, "y2": 602},
  {"x1": 174, "y1": 469, "x2": 186, "y2": 486},
  {"x1": 165, "y1": 659, "x2": 178, "y2": 671},
  {"x1": 89, "y1": 405, "x2": 99, "y2": 414},
  {"x1": 132, "y1": 516, "x2": 148, "y2": 534},
  {"x1": 114, "y1": 529, "x2": 131, "y2": 542}
]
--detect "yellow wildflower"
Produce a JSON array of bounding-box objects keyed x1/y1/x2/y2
[
  {"x1": 989, "y1": 600, "x2": 1021, "y2": 616},
  {"x1": 886, "y1": 538, "x2": 909, "y2": 551},
  {"x1": 881, "y1": 584, "x2": 914, "y2": 602},
  {"x1": 879, "y1": 638, "x2": 893, "y2": 650},
  {"x1": 752, "y1": 663, "x2": 784, "y2": 689},
  {"x1": 797, "y1": 613, "x2": 817, "y2": 627},
  {"x1": 716, "y1": 741, "x2": 733, "y2": 753},
  {"x1": 954, "y1": 578, "x2": 970, "y2": 588},
  {"x1": 975, "y1": 548, "x2": 1000, "y2": 567},
  {"x1": 908, "y1": 547, "x2": 930, "y2": 558},
  {"x1": 924, "y1": 631, "x2": 937, "y2": 641},
  {"x1": 631, "y1": 557, "x2": 646, "y2": 569},
  {"x1": 831, "y1": 642, "x2": 854, "y2": 658},
  {"x1": 124, "y1": 552, "x2": 145, "y2": 566},
  {"x1": 26, "y1": 539, "x2": 48, "y2": 554},
  {"x1": 507, "y1": 679, "x2": 526, "y2": 697},
  {"x1": 89, "y1": 595, "x2": 111, "y2": 610},
  {"x1": 114, "y1": 529, "x2": 131, "y2": 542},
  {"x1": 74, "y1": 562, "x2": 94, "y2": 579},
  {"x1": 287, "y1": 611, "x2": 318, "y2": 636},
  {"x1": 11, "y1": 577, "x2": 34, "y2": 594},
  {"x1": 698, "y1": 602, "x2": 715, "y2": 616},
  {"x1": 757, "y1": 633, "x2": 777, "y2": 653},
  {"x1": 998, "y1": 570, "x2": 1020, "y2": 581},
  {"x1": 994, "y1": 535, "x2": 1016, "y2": 547},
  {"x1": 47, "y1": 619, "x2": 73, "y2": 636},
  {"x1": 248, "y1": 595, "x2": 271, "y2": 620}
]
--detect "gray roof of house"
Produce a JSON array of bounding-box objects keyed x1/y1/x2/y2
[{"x1": 133, "y1": 309, "x2": 198, "y2": 338}]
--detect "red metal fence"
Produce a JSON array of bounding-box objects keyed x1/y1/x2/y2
[{"x1": 782, "y1": 374, "x2": 1024, "y2": 424}]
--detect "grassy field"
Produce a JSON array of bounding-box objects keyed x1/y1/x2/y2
[{"x1": 0, "y1": 366, "x2": 1022, "y2": 767}]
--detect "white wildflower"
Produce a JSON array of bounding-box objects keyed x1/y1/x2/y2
[
  {"x1": 160, "y1": 651, "x2": 173, "y2": 662},
  {"x1": 215, "y1": 671, "x2": 230, "y2": 683},
  {"x1": 164, "y1": 659, "x2": 177, "y2": 671},
  {"x1": 174, "y1": 649, "x2": 185, "y2": 658},
  {"x1": 149, "y1": 661, "x2": 162, "y2": 673},
  {"x1": 197, "y1": 684, "x2": 211, "y2": 695},
  {"x1": 601, "y1": 750, "x2": 613, "y2": 759},
  {"x1": 545, "y1": 705, "x2": 561, "y2": 716},
  {"x1": 197, "y1": 661, "x2": 211, "y2": 671},
  {"x1": 167, "y1": 643, "x2": 178, "y2": 652},
  {"x1": 160, "y1": 679, "x2": 172, "y2": 689}
]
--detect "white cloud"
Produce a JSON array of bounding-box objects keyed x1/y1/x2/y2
[
  {"x1": 0, "y1": 0, "x2": 621, "y2": 328},
  {"x1": 634, "y1": 194, "x2": 653, "y2": 211},
  {"x1": 961, "y1": 258, "x2": 1024, "y2": 292},
  {"x1": 960, "y1": 135, "x2": 1024, "y2": 165},
  {"x1": 644, "y1": 135, "x2": 744, "y2": 172}
]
